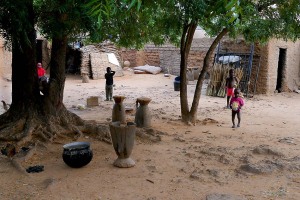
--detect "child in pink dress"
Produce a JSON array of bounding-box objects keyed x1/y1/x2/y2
[{"x1": 230, "y1": 89, "x2": 244, "y2": 128}]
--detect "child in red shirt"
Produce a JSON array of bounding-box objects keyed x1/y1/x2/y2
[
  {"x1": 230, "y1": 89, "x2": 244, "y2": 128},
  {"x1": 37, "y1": 63, "x2": 46, "y2": 78},
  {"x1": 225, "y1": 69, "x2": 239, "y2": 108}
]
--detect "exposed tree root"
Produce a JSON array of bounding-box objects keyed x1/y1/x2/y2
[
  {"x1": 82, "y1": 120, "x2": 112, "y2": 144},
  {"x1": 0, "y1": 118, "x2": 26, "y2": 141},
  {"x1": 11, "y1": 158, "x2": 28, "y2": 174},
  {"x1": 136, "y1": 127, "x2": 167, "y2": 144},
  {"x1": 0, "y1": 110, "x2": 110, "y2": 161},
  {"x1": 0, "y1": 107, "x2": 168, "y2": 173}
]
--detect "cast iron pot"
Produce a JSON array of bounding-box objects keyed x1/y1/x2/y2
[{"x1": 62, "y1": 142, "x2": 93, "y2": 168}]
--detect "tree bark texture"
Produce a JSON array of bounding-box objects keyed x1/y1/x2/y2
[
  {"x1": 44, "y1": 36, "x2": 68, "y2": 114},
  {"x1": 189, "y1": 28, "x2": 229, "y2": 123},
  {"x1": 0, "y1": 2, "x2": 86, "y2": 148},
  {"x1": 179, "y1": 20, "x2": 198, "y2": 123},
  {"x1": 9, "y1": 0, "x2": 39, "y2": 119}
]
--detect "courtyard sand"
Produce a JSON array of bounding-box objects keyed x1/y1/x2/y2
[{"x1": 0, "y1": 71, "x2": 300, "y2": 199}]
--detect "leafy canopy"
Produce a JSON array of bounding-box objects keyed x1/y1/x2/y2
[{"x1": 87, "y1": 0, "x2": 300, "y2": 48}]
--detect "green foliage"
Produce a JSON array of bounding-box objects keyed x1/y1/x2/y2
[
  {"x1": 87, "y1": 0, "x2": 299, "y2": 48},
  {"x1": 35, "y1": 0, "x2": 97, "y2": 40},
  {"x1": 86, "y1": 0, "x2": 182, "y2": 48},
  {"x1": 1, "y1": 0, "x2": 299, "y2": 51},
  {"x1": 240, "y1": 0, "x2": 300, "y2": 43},
  {"x1": 0, "y1": 0, "x2": 35, "y2": 47},
  {"x1": 86, "y1": 0, "x2": 247, "y2": 48}
]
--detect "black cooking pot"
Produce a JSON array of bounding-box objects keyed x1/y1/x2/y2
[{"x1": 62, "y1": 142, "x2": 93, "y2": 168}]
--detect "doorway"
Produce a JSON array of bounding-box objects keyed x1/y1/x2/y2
[
  {"x1": 36, "y1": 39, "x2": 43, "y2": 63},
  {"x1": 66, "y1": 46, "x2": 81, "y2": 74},
  {"x1": 276, "y1": 48, "x2": 287, "y2": 92}
]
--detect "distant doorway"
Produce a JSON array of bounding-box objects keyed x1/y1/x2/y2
[
  {"x1": 66, "y1": 46, "x2": 81, "y2": 74},
  {"x1": 36, "y1": 39, "x2": 43, "y2": 63},
  {"x1": 276, "y1": 48, "x2": 287, "y2": 92}
]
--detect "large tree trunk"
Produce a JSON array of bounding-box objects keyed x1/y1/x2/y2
[
  {"x1": 9, "y1": 0, "x2": 38, "y2": 118},
  {"x1": 179, "y1": 21, "x2": 197, "y2": 123},
  {"x1": 0, "y1": 0, "x2": 42, "y2": 142},
  {"x1": 189, "y1": 28, "x2": 229, "y2": 123},
  {"x1": 0, "y1": 2, "x2": 106, "y2": 153},
  {"x1": 44, "y1": 36, "x2": 67, "y2": 113}
]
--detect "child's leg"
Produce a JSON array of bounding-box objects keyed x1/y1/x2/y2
[
  {"x1": 226, "y1": 88, "x2": 233, "y2": 108},
  {"x1": 237, "y1": 111, "x2": 241, "y2": 127},
  {"x1": 227, "y1": 96, "x2": 231, "y2": 108},
  {"x1": 231, "y1": 111, "x2": 236, "y2": 128},
  {"x1": 105, "y1": 85, "x2": 109, "y2": 101},
  {"x1": 109, "y1": 85, "x2": 113, "y2": 100}
]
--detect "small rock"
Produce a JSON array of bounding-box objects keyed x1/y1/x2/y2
[
  {"x1": 219, "y1": 155, "x2": 230, "y2": 164},
  {"x1": 207, "y1": 169, "x2": 219, "y2": 177},
  {"x1": 252, "y1": 145, "x2": 284, "y2": 156},
  {"x1": 174, "y1": 136, "x2": 185, "y2": 142},
  {"x1": 278, "y1": 137, "x2": 296, "y2": 145},
  {"x1": 190, "y1": 172, "x2": 201, "y2": 180},
  {"x1": 147, "y1": 165, "x2": 157, "y2": 172},
  {"x1": 206, "y1": 193, "x2": 247, "y2": 200},
  {"x1": 239, "y1": 160, "x2": 283, "y2": 174}
]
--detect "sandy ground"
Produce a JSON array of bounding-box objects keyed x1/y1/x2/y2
[{"x1": 0, "y1": 70, "x2": 300, "y2": 200}]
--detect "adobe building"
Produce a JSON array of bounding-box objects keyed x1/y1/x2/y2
[
  {"x1": 120, "y1": 32, "x2": 300, "y2": 95},
  {"x1": 217, "y1": 37, "x2": 300, "y2": 95},
  {"x1": 120, "y1": 29, "x2": 214, "y2": 76},
  {"x1": 0, "y1": 35, "x2": 50, "y2": 78},
  {"x1": 1, "y1": 33, "x2": 300, "y2": 95},
  {"x1": 78, "y1": 42, "x2": 124, "y2": 79},
  {"x1": 0, "y1": 37, "x2": 12, "y2": 80},
  {"x1": 264, "y1": 39, "x2": 300, "y2": 94}
]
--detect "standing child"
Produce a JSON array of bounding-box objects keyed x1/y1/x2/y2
[
  {"x1": 225, "y1": 69, "x2": 239, "y2": 108},
  {"x1": 37, "y1": 63, "x2": 46, "y2": 79},
  {"x1": 230, "y1": 89, "x2": 244, "y2": 128},
  {"x1": 104, "y1": 67, "x2": 115, "y2": 101},
  {"x1": 37, "y1": 62, "x2": 48, "y2": 92}
]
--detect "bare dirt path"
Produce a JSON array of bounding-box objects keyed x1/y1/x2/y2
[{"x1": 0, "y1": 71, "x2": 300, "y2": 199}]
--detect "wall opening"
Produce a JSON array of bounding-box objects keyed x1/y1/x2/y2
[
  {"x1": 66, "y1": 46, "x2": 81, "y2": 74},
  {"x1": 276, "y1": 48, "x2": 287, "y2": 93},
  {"x1": 36, "y1": 40, "x2": 43, "y2": 63}
]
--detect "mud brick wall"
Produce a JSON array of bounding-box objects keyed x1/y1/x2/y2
[
  {"x1": 80, "y1": 45, "x2": 100, "y2": 76},
  {"x1": 159, "y1": 49, "x2": 181, "y2": 75},
  {"x1": 136, "y1": 51, "x2": 147, "y2": 66},
  {"x1": 219, "y1": 38, "x2": 300, "y2": 94},
  {"x1": 0, "y1": 39, "x2": 12, "y2": 79},
  {"x1": 218, "y1": 38, "x2": 268, "y2": 94},
  {"x1": 120, "y1": 49, "x2": 137, "y2": 67},
  {"x1": 219, "y1": 38, "x2": 251, "y2": 53},
  {"x1": 41, "y1": 40, "x2": 51, "y2": 72},
  {"x1": 95, "y1": 42, "x2": 123, "y2": 65},
  {"x1": 90, "y1": 53, "x2": 107, "y2": 79},
  {"x1": 252, "y1": 44, "x2": 268, "y2": 94},
  {"x1": 90, "y1": 52, "x2": 123, "y2": 79},
  {"x1": 120, "y1": 38, "x2": 214, "y2": 76},
  {"x1": 119, "y1": 50, "x2": 150, "y2": 67},
  {"x1": 188, "y1": 51, "x2": 206, "y2": 68},
  {"x1": 266, "y1": 39, "x2": 300, "y2": 93},
  {"x1": 80, "y1": 43, "x2": 124, "y2": 79},
  {"x1": 144, "y1": 51, "x2": 160, "y2": 66}
]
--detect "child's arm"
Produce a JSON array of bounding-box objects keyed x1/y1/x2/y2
[
  {"x1": 225, "y1": 77, "x2": 229, "y2": 88},
  {"x1": 235, "y1": 76, "x2": 239, "y2": 83},
  {"x1": 229, "y1": 98, "x2": 233, "y2": 108},
  {"x1": 234, "y1": 77, "x2": 239, "y2": 88},
  {"x1": 239, "y1": 98, "x2": 244, "y2": 108}
]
